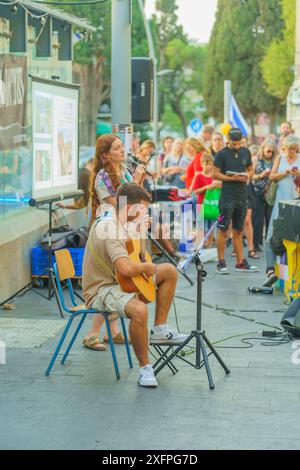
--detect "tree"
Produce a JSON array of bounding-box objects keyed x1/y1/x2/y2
[
  {"x1": 261, "y1": 0, "x2": 296, "y2": 102},
  {"x1": 203, "y1": 0, "x2": 284, "y2": 128},
  {"x1": 163, "y1": 39, "x2": 207, "y2": 135},
  {"x1": 153, "y1": 0, "x2": 207, "y2": 135}
]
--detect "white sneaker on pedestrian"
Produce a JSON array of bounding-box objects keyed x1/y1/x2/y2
[
  {"x1": 138, "y1": 365, "x2": 158, "y2": 388},
  {"x1": 235, "y1": 259, "x2": 259, "y2": 272},
  {"x1": 216, "y1": 261, "x2": 230, "y2": 274},
  {"x1": 150, "y1": 325, "x2": 188, "y2": 345}
]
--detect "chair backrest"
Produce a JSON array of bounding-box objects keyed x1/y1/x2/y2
[
  {"x1": 54, "y1": 250, "x2": 76, "y2": 312},
  {"x1": 55, "y1": 249, "x2": 75, "y2": 280}
]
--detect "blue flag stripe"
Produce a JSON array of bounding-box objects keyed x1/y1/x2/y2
[{"x1": 229, "y1": 95, "x2": 250, "y2": 137}]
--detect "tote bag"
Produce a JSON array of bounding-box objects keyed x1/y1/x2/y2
[{"x1": 203, "y1": 188, "x2": 221, "y2": 221}]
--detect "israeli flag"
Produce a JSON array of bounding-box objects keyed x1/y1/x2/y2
[{"x1": 230, "y1": 95, "x2": 250, "y2": 137}]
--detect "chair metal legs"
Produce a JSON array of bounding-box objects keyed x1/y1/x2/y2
[
  {"x1": 120, "y1": 317, "x2": 133, "y2": 369},
  {"x1": 45, "y1": 315, "x2": 75, "y2": 376},
  {"x1": 104, "y1": 316, "x2": 121, "y2": 380},
  {"x1": 46, "y1": 312, "x2": 133, "y2": 380},
  {"x1": 61, "y1": 313, "x2": 87, "y2": 365}
]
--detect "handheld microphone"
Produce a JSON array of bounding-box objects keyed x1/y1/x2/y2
[
  {"x1": 129, "y1": 155, "x2": 153, "y2": 176},
  {"x1": 248, "y1": 286, "x2": 274, "y2": 295},
  {"x1": 147, "y1": 152, "x2": 156, "y2": 165}
]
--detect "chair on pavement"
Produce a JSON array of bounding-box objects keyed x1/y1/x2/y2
[{"x1": 45, "y1": 249, "x2": 133, "y2": 379}]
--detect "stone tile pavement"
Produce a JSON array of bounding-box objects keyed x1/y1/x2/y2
[{"x1": 0, "y1": 253, "x2": 299, "y2": 450}]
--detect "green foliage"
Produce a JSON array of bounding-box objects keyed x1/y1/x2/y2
[
  {"x1": 161, "y1": 103, "x2": 183, "y2": 134},
  {"x1": 154, "y1": 0, "x2": 207, "y2": 135},
  {"x1": 53, "y1": 1, "x2": 111, "y2": 67},
  {"x1": 53, "y1": 0, "x2": 207, "y2": 137},
  {"x1": 203, "y1": 0, "x2": 284, "y2": 121},
  {"x1": 55, "y1": 0, "x2": 149, "y2": 71},
  {"x1": 261, "y1": 0, "x2": 295, "y2": 102}
]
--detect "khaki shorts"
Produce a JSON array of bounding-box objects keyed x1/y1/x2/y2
[{"x1": 91, "y1": 284, "x2": 136, "y2": 318}]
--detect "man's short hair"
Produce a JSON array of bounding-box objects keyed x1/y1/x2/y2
[
  {"x1": 229, "y1": 128, "x2": 243, "y2": 142},
  {"x1": 116, "y1": 183, "x2": 152, "y2": 210}
]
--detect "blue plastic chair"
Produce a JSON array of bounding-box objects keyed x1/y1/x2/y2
[{"x1": 45, "y1": 249, "x2": 133, "y2": 379}]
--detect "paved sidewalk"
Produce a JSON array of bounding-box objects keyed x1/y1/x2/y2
[{"x1": 0, "y1": 253, "x2": 299, "y2": 450}]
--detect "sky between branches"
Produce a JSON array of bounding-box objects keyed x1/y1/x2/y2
[{"x1": 145, "y1": 0, "x2": 218, "y2": 44}]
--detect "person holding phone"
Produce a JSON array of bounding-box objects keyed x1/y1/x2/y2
[
  {"x1": 213, "y1": 128, "x2": 258, "y2": 274},
  {"x1": 252, "y1": 139, "x2": 277, "y2": 252}
]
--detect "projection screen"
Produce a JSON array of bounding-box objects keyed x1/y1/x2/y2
[{"x1": 31, "y1": 77, "x2": 79, "y2": 199}]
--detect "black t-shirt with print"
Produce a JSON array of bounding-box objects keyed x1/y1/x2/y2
[{"x1": 214, "y1": 146, "x2": 252, "y2": 205}]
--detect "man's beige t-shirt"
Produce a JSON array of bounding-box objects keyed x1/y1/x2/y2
[{"x1": 83, "y1": 211, "x2": 129, "y2": 308}]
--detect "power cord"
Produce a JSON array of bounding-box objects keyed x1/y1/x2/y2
[
  {"x1": 202, "y1": 301, "x2": 284, "y2": 332},
  {"x1": 167, "y1": 298, "x2": 291, "y2": 357},
  {"x1": 180, "y1": 331, "x2": 292, "y2": 358}
]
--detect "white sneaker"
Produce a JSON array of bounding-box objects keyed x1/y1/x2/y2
[
  {"x1": 150, "y1": 325, "x2": 188, "y2": 345},
  {"x1": 138, "y1": 365, "x2": 158, "y2": 388}
]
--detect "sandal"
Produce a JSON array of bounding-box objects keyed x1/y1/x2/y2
[
  {"x1": 83, "y1": 335, "x2": 107, "y2": 351},
  {"x1": 103, "y1": 332, "x2": 131, "y2": 345},
  {"x1": 248, "y1": 250, "x2": 259, "y2": 259}
]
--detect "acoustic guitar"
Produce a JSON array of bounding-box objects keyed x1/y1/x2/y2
[{"x1": 116, "y1": 237, "x2": 156, "y2": 304}]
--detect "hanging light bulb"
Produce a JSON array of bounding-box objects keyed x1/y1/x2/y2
[
  {"x1": 40, "y1": 16, "x2": 47, "y2": 26},
  {"x1": 10, "y1": 4, "x2": 18, "y2": 14}
]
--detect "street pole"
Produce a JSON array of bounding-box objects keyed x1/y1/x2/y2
[
  {"x1": 295, "y1": 0, "x2": 300, "y2": 81},
  {"x1": 137, "y1": 0, "x2": 159, "y2": 148},
  {"x1": 111, "y1": 0, "x2": 132, "y2": 154},
  {"x1": 224, "y1": 80, "x2": 232, "y2": 123},
  {"x1": 287, "y1": 0, "x2": 300, "y2": 135}
]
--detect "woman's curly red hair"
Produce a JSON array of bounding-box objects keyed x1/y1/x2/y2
[{"x1": 90, "y1": 134, "x2": 122, "y2": 222}]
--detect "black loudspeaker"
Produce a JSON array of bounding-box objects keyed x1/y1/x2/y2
[
  {"x1": 132, "y1": 57, "x2": 154, "y2": 123},
  {"x1": 278, "y1": 200, "x2": 300, "y2": 243},
  {"x1": 281, "y1": 298, "x2": 300, "y2": 338}
]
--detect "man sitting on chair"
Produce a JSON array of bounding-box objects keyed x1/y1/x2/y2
[{"x1": 82, "y1": 182, "x2": 187, "y2": 388}]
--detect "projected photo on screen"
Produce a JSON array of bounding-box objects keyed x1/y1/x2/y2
[
  {"x1": 34, "y1": 144, "x2": 52, "y2": 189},
  {"x1": 32, "y1": 77, "x2": 79, "y2": 199},
  {"x1": 57, "y1": 129, "x2": 72, "y2": 176},
  {"x1": 34, "y1": 94, "x2": 52, "y2": 138}
]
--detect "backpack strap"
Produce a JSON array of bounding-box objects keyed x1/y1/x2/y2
[{"x1": 87, "y1": 230, "x2": 117, "y2": 281}]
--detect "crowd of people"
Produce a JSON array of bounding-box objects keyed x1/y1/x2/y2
[
  {"x1": 68, "y1": 120, "x2": 300, "y2": 281},
  {"x1": 129, "y1": 122, "x2": 300, "y2": 281}
]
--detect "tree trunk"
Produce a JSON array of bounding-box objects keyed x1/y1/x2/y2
[
  {"x1": 250, "y1": 117, "x2": 256, "y2": 143},
  {"x1": 73, "y1": 57, "x2": 110, "y2": 147},
  {"x1": 171, "y1": 94, "x2": 187, "y2": 137}
]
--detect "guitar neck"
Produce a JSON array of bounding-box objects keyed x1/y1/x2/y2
[{"x1": 140, "y1": 234, "x2": 147, "y2": 263}]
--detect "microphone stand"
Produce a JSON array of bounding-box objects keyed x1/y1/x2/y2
[
  {"x1": 1, "y1": 191, "x2": 84, "y2": 318},
  {"x1": 153, "y1": 251, "x2": 230, "y2": 389},
  {"x1": 153, "y1": 218, "x2": 231, "y2": 390}
]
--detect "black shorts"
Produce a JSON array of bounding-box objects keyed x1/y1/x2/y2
[
  {"x1": 218, "y1": 203, "x2": 247, "y2": 233},
  {"x1": 247, "y1": 184, "x2": 256, "y2": 210}
]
